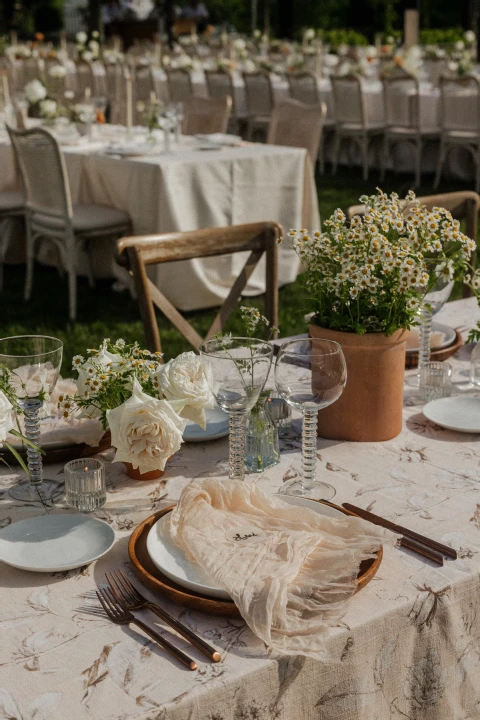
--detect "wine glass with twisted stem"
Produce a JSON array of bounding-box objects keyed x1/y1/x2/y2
[
  {"x1": 199, "y1": 337, "x2": 273, "y2": 481},
  {"x1": 275, "y1": 338, "x2": 346, "y2": 499},
  {"x1": 0, "y1": 336, "x2": 63, "y2": 503}
]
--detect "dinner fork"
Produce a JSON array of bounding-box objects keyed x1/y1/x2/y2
[
  {"x1": 96, "y1": 587, "x2": 197, "y2": 670},
  {"x1": 106, "y1": 570, "x2": 221, "y2": 662}
]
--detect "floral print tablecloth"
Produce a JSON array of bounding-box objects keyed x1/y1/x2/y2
[{"x1": 1, "y1": 297, "x2": 480, "y2": 720}]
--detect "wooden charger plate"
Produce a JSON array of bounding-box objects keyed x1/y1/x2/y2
[
  {"x1": 128, "y1": 500, "x2": 383, "y2": 618},
  {"x1": 405, "y1": 329, "x2": 463, "y2": 369}
]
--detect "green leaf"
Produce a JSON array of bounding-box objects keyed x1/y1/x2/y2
[
  {"x1": 3, "y1": 441, "x2": 30, "y2": 477},
  {"x1": 9, "y1": 429, "x2": 46, "y2": 456}
]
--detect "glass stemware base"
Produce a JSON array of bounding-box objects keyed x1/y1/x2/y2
[
  {"x1": 9, "y1": 479, "x2": 64, "y2": 503},
  {"x1": 278, "y1": 477, "x2": 336, "y2": 500}
]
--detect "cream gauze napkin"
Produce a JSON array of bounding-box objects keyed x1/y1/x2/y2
[{"x1": 169, "y1": 478, "x2": 396, "y2": 659}]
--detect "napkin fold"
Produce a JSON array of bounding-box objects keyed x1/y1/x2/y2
[{"x1": 169, "y1": 478, "x2": 396, "y2": 659}]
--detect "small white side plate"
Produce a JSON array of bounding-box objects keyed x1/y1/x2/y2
[
  {"x1": 423, "y1": 396, "x2": 480, "y2": 433},
  {"x1": 0, "y1": 514, "x2": 115, "y2": 572},
  {"x1": 146, "y1": 495, "x2": 345, "y2": 600},
  {"x1": 183, "y1": 407, "x2": 229, "y2": 443},
  {"x1": 406, "y1": 322, "x2": 456, "y2": 354}
]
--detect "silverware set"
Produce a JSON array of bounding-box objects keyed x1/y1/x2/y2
[{"x1": 95, "y1": 569, "x2": 221, "y2": 670}]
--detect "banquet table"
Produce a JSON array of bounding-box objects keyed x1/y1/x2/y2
[
  {"x1": 0, "y1": 129, "x2": 318, "y2": 311},
  {"x1": 2, "y1": 296, "x2": 480, "y2": 720}
]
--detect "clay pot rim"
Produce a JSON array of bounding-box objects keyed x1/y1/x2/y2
[{"x1": 309, "y1": 323, "x2": 409, "y2": 346}]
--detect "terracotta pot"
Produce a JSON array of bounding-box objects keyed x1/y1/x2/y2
[
  {"x1": 309, "y1": 324, "x2": 408, "y2": 442},
  {"x1": 123, "y1": 463, "x2": 165, "y2": 481}
]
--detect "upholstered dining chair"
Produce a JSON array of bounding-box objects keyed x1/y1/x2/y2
[
  {"x1": 165, "y1": 68, "x2": 194, "y2": 103},
  {"x1": 243, "y1": 71, "x2": 274, "y2": 140},
  {"x1": 267, "y1": 99, "x2": 326, "y2": 166},
  {"x1": 182, "y1": 95, "x2": 232, "y2": 135},
  {"x1": 434, "y1": 75, "x2": 480, "y2": 192},
  {"x1": 116, "y1": 222, "x2": 281, "y2": 353},
  {"x1": 331, "y1": 74, "x2": 384, "y2": 181},
  {"x1": 346, "y1": 190, "x2": 480, "y2": 298},
  {"x1": 8, "y1": 126, "x2": 131, "y2": 320},
  {"x1": 381, "y1": 68, "x2": 439, "y2": 188}
]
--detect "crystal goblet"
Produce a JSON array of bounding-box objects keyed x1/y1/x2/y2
[
  {"x1": 199, "y1": 337, "x2": 273, "y2": 481},
  {"x1": 0, "y1": 335, "x2": 63, "y2": 503},
  {"x1": 275, "y1": 338, "x2": 346, "y2": 499}
]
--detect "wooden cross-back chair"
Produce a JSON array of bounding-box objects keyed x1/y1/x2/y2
[
  {"x1": 346, "y1": 191, "x2": 480, "y2": 298},
  {"x1": 117, "y1": 221, "x2": 281, "y2": 353}
]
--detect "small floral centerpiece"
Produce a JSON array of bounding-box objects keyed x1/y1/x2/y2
[
  {"x1": 58, "y1": 340, "x2": 215, "y2": 479},
  {"x1": 76, "y1": 30, "x2": 100, "y2": 62},
  {"x1": 287, "y1": 189, "x2": 473, "y2": 441}
]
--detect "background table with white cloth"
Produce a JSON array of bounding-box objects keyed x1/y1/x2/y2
[
  {"x1": 0, "y1": 133, "x2": 319, "y2": 310},
  {"x1": 1, "y1": 297, "x2": 480, "y2": 720}
]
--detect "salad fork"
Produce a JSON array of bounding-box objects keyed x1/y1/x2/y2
[
  {"x1": 96, "y1": 587, "x2": 197, "y2": 670},
  {"x1": 106, "y1": 569, "x2": 221, "y2": 662}
]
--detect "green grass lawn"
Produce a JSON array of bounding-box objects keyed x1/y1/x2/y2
[{"x1": 0, "y1": 165, "x2": 476, "y2": 375}]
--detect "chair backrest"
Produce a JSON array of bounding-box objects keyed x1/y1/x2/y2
[
  {"x1": 382, "y1": 70, "x2": 419, "y2": 130},
  {"x1": 346, "y1": 191, "x2": 480, "y2": 297},
  {"x1": 331, "y1": 74, "x2": 366, "y2": 127},
  {"x1": 243, "y1": 71, "x2": 274, "y2": 117},
  {"x1": 423, "y1": 58, "x2": 450, "y2": 86},
  {"x1": 75, "y1": 59, "x2": 95, "y2": 100},
  {"x1": 205, "y1": 70, "x2": 236, "y2": 114},
  {"x1": 7, "y1": 126, "x2": 72, "y2": 223},
  {"x1": 166, "y1": 68, "x2": 193, "y2": 102},
  {"x1": 116, "y1": 222, "x2": 281, "y2": 353},
  {"x1": 439, "y1": 75, "x2": 480, "y2": 133},
  {"x1": 23, "y1": 57, "x2": 42, "y2": 84},
  {"x1": 182, "y1": 95, "x2": 232, "y2": 135},
  {"x1": 267, "y1": 99, "x2": 326, "y2": 164},
  {"x1": 133, "y1": 64, "x2": 155, "y2": 123},
  {"x1": 287, "y1": 72, "x2": 319, "y2": 105}
]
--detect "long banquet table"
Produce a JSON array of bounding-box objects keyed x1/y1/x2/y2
[
  {"x1": 1, "y1": 296, "x2": 480, "y2": 720},
  {"x1": 0, "y1": 129, "x2": 319, "y2": 311}
]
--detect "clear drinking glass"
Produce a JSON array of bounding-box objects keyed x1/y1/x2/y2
[
  {"x1": 275, "y1": 338, "x2": 347, "y2": 499},
  {"x1": 0, "y1": 335, "x2": 63, "y2": 503},
  {"x1": 416, "y1": 275, "x2": 454, "y2": 379},
  {"x1": 199, "y1": 337, "x2": 273, "y2": 481},
  {"x1": 419, "y1": 361, "x2": 452, "y2": 402},
  {"x1": 64, "y1": 458, "x2": 106, "y2": 512}
]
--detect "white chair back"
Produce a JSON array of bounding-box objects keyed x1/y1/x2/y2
[
  {"x1": 287, "y1": 72, "x2": 319, "y2": 105},
  {"x1": 243, "y1": 71, "x2": 274, "y2": 117},
  {"x1": 8, "y1": 126, "x2": 72, "y2": 223},
  {"x1": 383, "y1": 71, "x2": 420, "y2": 130},
  {"x1": 75, "y1": 59, "x2": 96, "y2": 99},
  {"x1": 332, "y1": 74, "x2": 366, "y2": 127},
  {"x1": 439, "y1": 75, "x2": 480, "y2": 133},
  {"x1": 182, "y1": 95, "x2": 232, "y2": 135},
  {"x1": 205, "y1": 70, "x2": 236, "y2": 114},
  {"x1": 133, "y1": 64, "x2": 155, "y2": 122},
  {"x1": 267, "y1": 99, "x2": 326, "y2": 164},
  {"x1": 165, "y1": 68, "x2": 193, "y2": 102}
]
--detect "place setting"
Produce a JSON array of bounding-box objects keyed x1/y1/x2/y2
[{"x1": 2, "y1": 4, "x2": 480, "y2": 718}]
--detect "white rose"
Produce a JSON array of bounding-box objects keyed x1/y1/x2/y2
[
  {"x1": 243, "y1": 59, "x2": 257, "y2": 73},
  {"x1": 76, "y1": 31, "x2": 88, "y2": 44},
  {"x1": 156, "y1": 351, "x2": 215, "y2": 429},
  {"x1": 25, "y1": 79, "x2": 47, "y2": 104},
  {"x1": 304, "y1": 28, "x2": 315, "y2": 41},
  {"x1": 107, "y1": 379, "x2": 187, "y2": 473},
  {"x1": 465, "y1": 30, "x2": 476, "y2": 44},
  {"x1": 233, "y1": 38, "x2": 247, "y2": 51},
  {"x1": 49, "y1": 64, "x2": 67, "y2": 78},
  {"x1": 82, "y1": 50, "x2": 93, "y2": 62},
  {"x1": 0, "y1": 390, "x2": 14, "y2": 443},
  {"x1": 455, "y1": 40, "x2": 465, "y2": 51},
  {"x1": 39, "y1": 99, "x2": 57, "y2": 118}
]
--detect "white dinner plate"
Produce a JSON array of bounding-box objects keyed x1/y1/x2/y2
[
  {"x1": 146, "y1": 495, "x2": 345, "y2": 600},
  {"x1": 0, "y1": 514, "x2": 115, "y2": 572},
  {"x1": 423, "y1": 396, "x2": 480, "y2": 433},
  {"x1": 406, "y1": 322, "x2": 456, "y2": 354},
  {"x1": 183, "y1": 407, "x2": 229, "y2": 443}
]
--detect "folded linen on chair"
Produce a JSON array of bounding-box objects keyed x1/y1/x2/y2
[{"x1": 169, "y1": 478, "x2": 395, "y2": 658}]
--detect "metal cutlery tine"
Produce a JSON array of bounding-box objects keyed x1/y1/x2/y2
[
  {"x1": 96, "y1": 587, "x2": 197, "y2": 670},
  {"x1": 105, "y1": 568, "x2": 221, "y2": 663}
]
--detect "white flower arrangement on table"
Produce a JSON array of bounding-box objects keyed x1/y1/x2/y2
[
  {"x1": 286, "y1": 189, "x2": 474, "y2": 336},
  {"x1": 58, "y1": 340, "x2": 215, "y2": 475},
  {"x1": 48, "y1": 64, "x2": 67, "y2": 79},
  {"x1": 76, "y1": 30, "x2": 100, "y2": 61},
  {"x1": 24, "y1": 79, "x2": 60, "y2": 121}
]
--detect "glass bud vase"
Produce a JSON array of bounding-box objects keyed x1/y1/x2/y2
[
  {"x1": 245, "y1": 397, "x2": 280, "y2": 474},
  {"x1": 470, "y1": 343, "x2": 480, "y2": 387}
]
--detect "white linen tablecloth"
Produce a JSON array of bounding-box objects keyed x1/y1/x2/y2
[
  {"x1": 1, "y1": 297, "x2": 480, "y2": 720},
  {"x1": 0, "y1": 135, "x2": 319, "y2": 310}
]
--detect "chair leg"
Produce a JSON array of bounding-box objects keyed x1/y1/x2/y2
[
  {"x1": 68, "y1": 268, "x2": 77, "y2": 321},
  {"x1": 380, "y1": 136, "x2": 388, "y2": 181},
  {"x1": 434, "y1": 141, "x2": 446, "y2": 189},
  {"x1": 247, "y1": 118, "x2": 253, "y2": 142},
  {"x1": 83, "y1": 239, "x2": 96, "y2": 289},
  {"x1": 415, "y1": 140, "x2": 422, "y2": 189},
  {"x1": 24, "y1": 223, "x2": 35, "y2": 301},
  {"x1": 319, "y1": 135, "x2": 325, "y2": 175},
  {"x1": 362, "y1": 135, "x2": 369, "y2": 181},
  {"x1": 332, "y1": 133, "x2": 341, "y2": 175}
]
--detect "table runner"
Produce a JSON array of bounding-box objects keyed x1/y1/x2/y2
[{"x1": 1, "y1": 297, "x2": 480, "y2": 720}]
